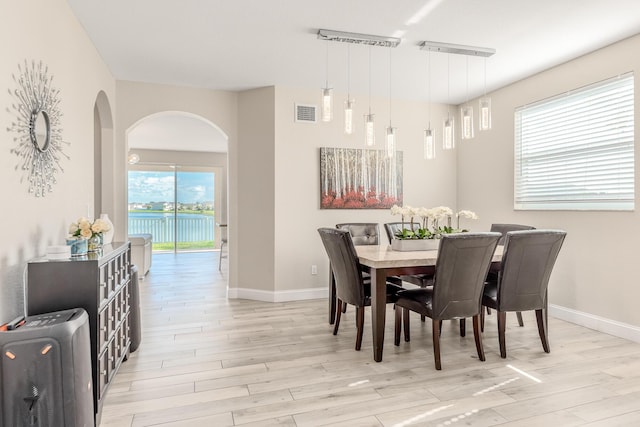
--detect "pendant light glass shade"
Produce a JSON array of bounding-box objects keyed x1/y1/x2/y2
[
  {"x1": 386, "y1": 126, "x2": 396, "y2": 158},
  {"x1": 365, "y1": 113, "x2": 375, "y2": 146},
  {"x1": 344, "y1": 99, "x2": 354, "y2": 134},
  {"x1": 479, "y1": 97, "x2": 492, "y2": 130},
  {"x1": 443, "y1": 114, "x2": 455, "y2": 150},
  {"x1": 460, "y1": 105, "x2": 474, "y2": 139},
  {"x1": 321, "y1": 87, "x2": 333, "y2": 122},
  {"x1": 423, "y1": 128, "x2": 435, "y2": 159}
]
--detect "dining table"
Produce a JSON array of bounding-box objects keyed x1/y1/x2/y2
[{"x1": 353, "y1": 244, "x2": 504, "y2": 362}]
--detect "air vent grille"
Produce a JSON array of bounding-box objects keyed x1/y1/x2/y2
[{"x1": 295, "y1": 104, "x2": 317, "y2": 123}]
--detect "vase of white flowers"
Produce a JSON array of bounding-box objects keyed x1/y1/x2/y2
[
  {"x1": 389, "y1": 205, "x2": 478, "y2": 251},
  {"x1": 68, "y1": 217, "x2": 111, "y2": 253}
]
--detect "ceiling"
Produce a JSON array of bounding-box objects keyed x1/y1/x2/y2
[{"x1": 68, "y1": 0, "x2": 640, "y2": 152}]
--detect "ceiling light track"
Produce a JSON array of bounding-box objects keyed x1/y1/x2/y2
[
  {"x1": 419, "y1": 41, "x2": 495, "y2": 57},
  {"x1": 318, "y1": 29, "x2": 401, "y2": 48}
]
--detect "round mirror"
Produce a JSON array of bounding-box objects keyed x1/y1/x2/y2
[{"x1": 30, "y1": 109, "x2": 51, "y2": 152}]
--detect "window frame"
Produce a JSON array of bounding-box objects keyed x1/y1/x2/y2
[{"x1": 514, "y1": 72, "x2": 635, "y2": 211}]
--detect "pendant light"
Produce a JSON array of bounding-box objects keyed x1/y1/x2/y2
[
  {"x1": 344, "y1": 44, "x2": 354, "y2": 134},
  {"x1": 479, "y1": 57, "x2": 492, "y2": 131},
  {"x1": 443, "y1": 54, "x2": 455, "y2": 150},
  {"x1": 424, "y1": 50, "x2": 435, "y2": 159},
  {"x1": 365, "y1": 45, "x2": 375, "y2": 146},
  {"x1": 386, "y1": 48, "x2": 396, "y2": 158},
  {"x1": 460, "y1": 56, "x2": 474, "y2": 140},
  {"x1": 321, "y1": 41, "x2": 333, "y2": 122}
]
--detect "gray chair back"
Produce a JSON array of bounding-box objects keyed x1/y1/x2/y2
[
  {"x1": 336, "y1": 223, "x2": 379, "y2": 245},
  {"x1": 490, "y1": 223, "x2": 536, "y2": 245},
  {"x1": 497, "y1": 230, "x2": 566, "y2": 311},
  {"x1": 431, "y1": 232, "x2": 501, "y2": 320},
  {"x1": 318, "y1": 228, "x2": 365, "y2": 306}
]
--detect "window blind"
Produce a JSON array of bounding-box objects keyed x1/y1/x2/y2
[{"x1": 514, "y1": 73, "x2": 634, "y2": 210}]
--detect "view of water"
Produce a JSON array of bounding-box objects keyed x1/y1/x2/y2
[{"x1": 128, "y1": 212, "x2": 215, "y2": 243}]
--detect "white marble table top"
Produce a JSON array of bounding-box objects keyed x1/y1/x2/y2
[{"x1": 356, "y1": 244, "x2": 503, "y2": 269}]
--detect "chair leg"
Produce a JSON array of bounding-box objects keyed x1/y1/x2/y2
[
  {"x1": 333, "y1": 299, "x2": 342, "y2": 336},
  {"x1": 421, "y1": 315, "x2": 426, "y2": 322},
  {"x1": 486, "y1": 307, "x2": 491, "y2": 315},
  {"x1": 432, "y1": 320, "x2": 442, "y2": 370},
  {"x1": 480, "y1": 307, "x2": 485, "y2": 332},
  {"x1": 497, "y1": 311, "x2": 507, "y2": 358},
  {"x1": 473, "y1": 315, "x2": 485, "y2": 362},
  {"x1": 355, "y1": 307, "x2": 365, "y2": 351},
  {"x1": 342, "y1": 301, "x2": 347, "y2": 313},
  {"x1": 459, "y1": 318, "x2": 466, "y2": 337},
  {"x1": 403, "y1": 308, "x2": 410, "y2": 342},
  {"x1": 516, "y1": 311, "x2": 525, "y2": 327},
  {"x1": 394, "y1": 305, "x2": 402, "y2": 346},
  {"x1": 536, "y1": 308, "x2": 550, "y2": 353}
]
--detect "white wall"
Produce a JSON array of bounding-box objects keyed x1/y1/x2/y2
[
  {"x1": 272, "y1": 86, "x2": 457, "y2": 299},
  {"x1": 458, "y1": 34, "x2": 640, "y2": 331},
  {"x1": 0, "y1": 0, "x2": 115, "y2": 323}
]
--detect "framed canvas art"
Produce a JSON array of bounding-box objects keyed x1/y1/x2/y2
[{"x1": 320, "y1": 147, "x2": 403, "y2": 209}]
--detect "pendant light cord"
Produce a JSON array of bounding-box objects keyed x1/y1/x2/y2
[
  {"x1": 389, "y1": 47, "x2": 392, "y2": 126},
  {"x1": 427, "y1": 50, "x2": 431, "y2": 128},
  {"x1": 368, "y1": 45, "x2": 372, "y2": 115},
  {"x1": 447, "y1": 53, "x2": 451, "y2": 118},
  {"x1": 347, "y1": 44, "x2": 351, "y2": 99},
  {"x1": 325, "y1": 41, "x2": 329, "y2": 88}
]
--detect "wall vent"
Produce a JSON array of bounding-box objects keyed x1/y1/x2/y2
[{"x1": 295, "y1": 103, "x2": 317, "y2": 123}]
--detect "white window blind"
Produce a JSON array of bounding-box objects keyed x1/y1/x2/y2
[{"x1": 514, "y1": 73, "x2": 634, "y2": 210}]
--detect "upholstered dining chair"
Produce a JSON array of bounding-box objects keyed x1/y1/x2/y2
[
  {"x1": 318, "y1": 228, "x2": 403, "y2": 350},
  {"x1": 488, "y1": 223, "x2": 536, "y2": 326},
  {"x1": 393, "y1": 232, "x2": 501, "y2": 370},
  {"x1": 481, "y1": 229, "x2": 566, "y2": 358},
  {"x1": 329, "y1": 223, "x2": 403, "y2": 321}
]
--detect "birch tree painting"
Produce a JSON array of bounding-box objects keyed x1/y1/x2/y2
[{"x1": 320, "y1": 147, "x2": 403, "y2": 209}]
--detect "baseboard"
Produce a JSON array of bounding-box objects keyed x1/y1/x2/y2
[
  {"x1": 549, "y1": 304, "x2": 640, "y2": 343},
  {"x1": 227, "y1": 287, "x2": 328, "y2": 302}
]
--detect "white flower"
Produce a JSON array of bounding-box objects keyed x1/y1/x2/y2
[
  {"x1": 417, "y1": 207, "x2": 430, "y2": 219},
  {"x1": 457, "y1": 210, "x2": 478, "y2": 220},
  {"x1": 390, "y1": 204, "x2": 403, "y2": 216},
  {"x1": 432, "y1": 206, "x2": 453, "y2": 219}
]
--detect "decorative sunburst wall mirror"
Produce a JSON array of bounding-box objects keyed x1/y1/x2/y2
[{"x1": 7, "y1": 60, "x2": 69, "y2": 197}]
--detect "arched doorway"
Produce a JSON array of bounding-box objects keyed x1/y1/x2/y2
[
  {"x1": 94, "y1": 91, "x2": 114, "y2": 218},
  {"x1": 125, "y1": 112, "x2": 228, "y2": 253}
]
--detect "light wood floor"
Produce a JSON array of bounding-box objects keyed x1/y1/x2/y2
[{"x1": 99, "y1": 252, "x2": 640, "y2": 426}]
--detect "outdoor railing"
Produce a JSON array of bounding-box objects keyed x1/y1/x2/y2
[{"x1": 128, "y1": 215, "x2": 215, "y2": 243}]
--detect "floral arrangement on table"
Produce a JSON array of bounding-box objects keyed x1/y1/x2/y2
[
  {"x1": 390, "y1": 205, "x2": 478, "y2": 240},
  {"x1": 68, "y1": 217, "x2": 111, "y2": 240}
]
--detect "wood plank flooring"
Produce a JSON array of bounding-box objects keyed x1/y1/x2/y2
[{"x1": 99, "y1": 252, "x2": 640, "y2": 426}]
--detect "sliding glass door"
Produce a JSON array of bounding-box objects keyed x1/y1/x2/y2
[{"x1": 128, "y1": 165, "x2": 216, "y2": 252}]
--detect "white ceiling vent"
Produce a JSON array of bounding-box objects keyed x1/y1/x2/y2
[{"x1": 295, "y1": 103, "x2": 317, "y2": 123}]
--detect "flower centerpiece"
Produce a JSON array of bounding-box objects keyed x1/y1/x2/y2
[
  {"x1": 389, "y1": 205, "x2": 478, "y2": 251},
  {"x1": 68, "y1": 217, "x2": 111, "y2": 253}
]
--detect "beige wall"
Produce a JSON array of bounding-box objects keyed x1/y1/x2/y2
[
  {"x1": 0, "y1": 0, "x2": 115, "y2": 322},
  {"x1": 233, "y1": 87, "x2": 277, "y2": 296},
  {"x1": 272, "y1": 86, "x2": 456, "y2": 298},
  {"x1": 458, "y1": 34, "x2": 640, "y2": 329}
]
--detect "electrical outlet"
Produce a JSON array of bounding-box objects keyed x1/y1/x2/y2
[{"x1": 311, "y1": 265, "x2": 318, "y2": 275}]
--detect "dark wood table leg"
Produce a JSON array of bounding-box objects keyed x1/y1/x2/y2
[
  {"x1": 329, "y1": 265, "x2": 336, "y2": 324},
  {"x1": 370, "y1": 268, "x2": 387, "y2": 362}
]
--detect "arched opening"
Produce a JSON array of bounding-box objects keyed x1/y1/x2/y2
[
  {"x1": 94, "y1": 91, "x2": 114, "y2": 219},
  {"x1": 125, "y1": 112, "x2": 229, "y2": 254}
]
